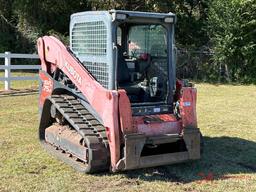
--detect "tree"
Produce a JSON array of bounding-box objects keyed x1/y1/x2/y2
[
  {"x1": 0, "y1": 0, "x2": 15, "y2": 52},
  {"x1": 13, "y1": 0, "x2": 91, "y2": 50},
  {"x1": 0, "y1": 0, "x2": 210, "y2": 53},
  {"x1": 208, "y1": 0, "x2": 256, "y2": 83}
]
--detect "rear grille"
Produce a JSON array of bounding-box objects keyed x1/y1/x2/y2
[
  {"x1": 83, "y1": 61, "x2": 109, "y2": 88},
  {"x1": 71, "y1": 21, "x2": 109, "y2": 88},
  {"x1": 71, "y1": 21, "x2": 107, "y2": 56}
]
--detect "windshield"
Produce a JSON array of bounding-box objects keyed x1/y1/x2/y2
[
  {"x1": 128, "y1": 25, "x2": 167, "y2": 58},
  {"x1": 115, "y1": 24, "x2": 169, "y2": 104}
]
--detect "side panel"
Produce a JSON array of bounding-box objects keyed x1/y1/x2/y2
[
  {"x1": 118, "y1": 90, "x2": 136, "y2": 134},
  {"x1": 39, "y1": 71, "x2": 53, "y2": 109},
  {"x1": 180, "y1": 87, "x2": 197, "y2": 129}
]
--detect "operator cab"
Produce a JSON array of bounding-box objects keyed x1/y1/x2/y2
[
  {"x1": 70, "y1": 10, "x2": 176, "y2": 115},
  {"x1": 112, "y1": 10, "x2": 176, "y2": 115}
]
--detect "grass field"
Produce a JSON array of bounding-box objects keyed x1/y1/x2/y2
[{"x1": 0, "y1": 82, "x2": 256, "y2": 192}]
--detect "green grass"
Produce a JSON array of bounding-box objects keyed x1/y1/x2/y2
[{"x1": 0, "y1": 83, "x2": 256, "y2": 192}]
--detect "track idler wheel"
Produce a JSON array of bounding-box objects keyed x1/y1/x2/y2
[{"x1": 50, "y1": 104, "x2": 65, "y2": 125}]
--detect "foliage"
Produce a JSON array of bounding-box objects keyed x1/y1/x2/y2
[
  {"x1": 0, "y1": 0, "x2": 209, "y2": 52},
  {"x1": 0, "y1": 0, "x2": 255, "y2": 83},
  {"x1": 91, "y1": 0, "x2": 210, "y2": 48},
  {"x1": 208, "y1": 0, "x2": 256, "y2": 83},
  {"x1": 0, "y1": 0, "x2": 91, "y2": 52}
]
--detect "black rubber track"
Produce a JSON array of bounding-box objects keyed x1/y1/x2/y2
[{"x1": 41, "y1": 94, "x2": 110, "y2": 173}]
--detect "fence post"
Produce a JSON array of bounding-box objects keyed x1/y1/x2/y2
[{"x1": 4, "y1": 51, "x2": 11, "y2": 90}]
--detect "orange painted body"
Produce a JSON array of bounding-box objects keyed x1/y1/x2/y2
[
  {"x1": 180, "y1": 87, "x2": 198, "y2": 129},
  {"x1": 39, "y1": 71, "x2": 53, "y2": 107},
  {"x1": 133, "y1": 115, "x2": 182, "y2": 136},
  {"x1": 118, "y1": 90, "x2": 136, "y2": 134}
]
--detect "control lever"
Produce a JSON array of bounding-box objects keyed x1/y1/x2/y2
[{"x1": 149, "y1": 77, "x2": 158, "y2": 97}]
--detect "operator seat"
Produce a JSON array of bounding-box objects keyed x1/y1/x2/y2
[{"x1": 117, "y1": 45, "x2": 142, "y2": 96}]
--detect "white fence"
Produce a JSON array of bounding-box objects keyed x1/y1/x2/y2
[{"x1": 0, "y1": 52, "x2": 40, "y2": 91}]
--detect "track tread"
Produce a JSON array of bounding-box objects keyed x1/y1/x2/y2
[{"x1": 45, "y1": 94, "x2": 110, "y2": 173}]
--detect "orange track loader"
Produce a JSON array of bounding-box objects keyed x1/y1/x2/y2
[{"x1": 37, "y1": 10, "x2": 202, "y2": 173}]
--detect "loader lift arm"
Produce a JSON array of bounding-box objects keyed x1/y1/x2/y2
[{"x1": 38, "y1": 36, "x2": 121, "y2": 171}]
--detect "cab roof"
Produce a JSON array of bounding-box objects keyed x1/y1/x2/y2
[
  {"x1": 71, "y1": 10, "x2": 176, "y2": 22},
  {"x1": 109, "y1": 9, "x2": 175, "y2": 19}
]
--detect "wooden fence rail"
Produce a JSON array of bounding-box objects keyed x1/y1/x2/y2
[{"x1": 0, "y1": 52, "x2": 40, "y2": 90}]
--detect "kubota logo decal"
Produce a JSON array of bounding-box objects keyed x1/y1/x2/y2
[
  {"x1": 43, "y1": 80, "x2": 53, "y2": 93},
  {"x1": 64, "y1": 61, "x2": 82, "y2": 86}
]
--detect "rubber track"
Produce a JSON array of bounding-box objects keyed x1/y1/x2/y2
[{"x1": 45, "y1": 94, "x2": 109, "y2": 173}]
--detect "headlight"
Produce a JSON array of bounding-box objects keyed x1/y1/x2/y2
[
  {"x1": 164, "y1": 17, "x2": 174, "y2": 23},
  {"x1": 112, "y1": 13, "x2": 127, "y2": 21}
]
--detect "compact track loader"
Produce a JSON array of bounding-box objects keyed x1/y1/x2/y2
[{"x1": 38, "y1": 10, "x2": 202, "y2": 173}]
